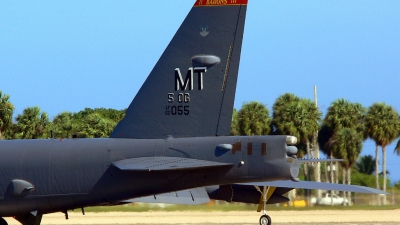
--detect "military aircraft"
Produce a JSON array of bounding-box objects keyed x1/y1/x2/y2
[{"x1": 0, "y1": 1, "x2": 386, "y2": 225}]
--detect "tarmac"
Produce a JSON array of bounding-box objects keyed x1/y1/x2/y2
[{"x1": 4, "y1": 210, "x2": 400, "y2": 225}]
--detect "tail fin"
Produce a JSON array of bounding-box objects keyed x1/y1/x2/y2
[{"x1": 111, "y1": 0, "x2": 248, "y2": 139}]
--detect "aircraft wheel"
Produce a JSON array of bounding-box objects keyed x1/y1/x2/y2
[
  {"x1": 0, "y1": 217, "x2": 8, "y2": 225},
  {"x1": 259, "y1": 215, "x2": 271, "y2": 225}
]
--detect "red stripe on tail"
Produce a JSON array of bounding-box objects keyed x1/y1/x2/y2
[{"x1": 194, "y1": 0, "x2": 248, "y2": 7}]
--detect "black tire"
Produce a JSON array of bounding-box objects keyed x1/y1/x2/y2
[
  {"x1": 0, "y1": 217, "x2": 8, "y2": 225},
  {"x1": 259, "y1": 215, "x2": 271, "y2": 225}
]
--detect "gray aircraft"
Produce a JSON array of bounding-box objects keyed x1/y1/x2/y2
[{"x1": 0, "y1": 1, "x2": 386, "y2": 225}]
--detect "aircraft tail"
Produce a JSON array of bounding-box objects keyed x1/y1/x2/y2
[{"x1": 111, "y1": 0, "x2": 248, "y2": 139}]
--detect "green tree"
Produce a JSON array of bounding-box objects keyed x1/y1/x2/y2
[
  {"x1": 3, "y1": 123, "x2": 17, "y2": 139},
  {"x1": 0, "y1": 91, "x2": 14, "y2": 139},
  {"x1": 272, "y1": 93, "x2": 321, "y2": 180},
  {"x1": 230, "y1": 108, "x2": 239, "y2": 135},
  {"x1": 272, "y1": 93, "x2": 302, "y2": 137},
  {"x1": 71, "y1": 108, "x2": 126, "y2": 138},
  {"x1": 78, "y1": 113, "x2": 116, "y2": 138},
  {"x1": 319, "y1": 99, "x2": 366, "y2": 160},
  {"x1": 356, "y1": 155, "x2": 376, "y2": 175},
  {"x1": 351, "y1": 172, "x2": 388, "y2": 189},
  {"x1": 272, "y1": 94, "x2": 321, "y2": 144},
  {"x1": 318, "y1": 123, "x2": 339, "y2": 203},
  {"x1": 14, "y1": 106, "x2": 50, "y2": 139},
  {"x1": 365, "y1": 102, "x2": 400, "y2": 205},
  {"x1": 330, "y1": 128, "x2": 363, "y2": 205},
  {"x1": 237, "y1": 101, "x2": 270, "y2": 135},
  {"x1": 52, "y1": 112, "x2": 76, "y2": 138},
  {"x1": 323, "y1": 99, "x2": 366, "y2": 135},
  {"x1": 73, "y1": 108, "x2": 125, "y2": 124},
  {"x1": 318, "y1": 99, "x2": 366, "y2": 205},
  {"x1": 299, "y1": 98, "x2": 322, "y2": 156}
]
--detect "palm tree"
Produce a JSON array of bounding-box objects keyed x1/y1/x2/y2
[
  {"x1": 52, "y1": 112, "x2": 76, "y2": 138},
  {"x1": 356, "y1": 155, "x2": 376, "y2": 175},
  {"x1": 365, "y1": 102, "x2": 400, "y2": 205},
  {"x1": 15, "y1": 106, "x2": 50, "y2": 139},
  {"x1": 272, "y1": 94, "x2": 321, "y2": 152},
  {"x1": 272, "y1": 94, "x2": 301, "y2": 136},
  {"x1": 318, "y1": 99, "x2": 366, "y2": 205},
  {"x1": 323, "y1": 99, "x2": 366, "y2": 134},
  {"x1": 0, "y1": 91, "x2": 14, "y2": 139},
  {"x1": 79, "y1": 113, "x2": 117, "y2": 138},
  {"x1": 237, "y1": 101, "x2": 271, "y2": 135},
  {"x1": 73, "y1": 107, "x2": 126, "y2": 123},
  {"x1": 230, "y1": 108, "x2": 239, "y2": 136},
  {"x1": 299, "y1": 98, "x2": 322, "y2": 157},
  {"x1": 272, "y1": 93, "x2": 322, "y2": 201},
  {"x1": 329, "y1": 128, "x2": 363, "y2": 205},
  {"x1": 318, "y1": 123, "x2": 336, "y2": 186},
  {"x1": 320, "y1": 99, "x2": 366, "y2": 161}
]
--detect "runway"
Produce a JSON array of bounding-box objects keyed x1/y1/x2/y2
[{"x1": 4, "y1": 210, "x2": 400, "y2": 225}]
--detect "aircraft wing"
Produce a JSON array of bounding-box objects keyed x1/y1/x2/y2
[
  {"x1": 241, "y1": 180, "x2": 387, "y2": 194},
  {"x1": 122, "y1": 187, "x2": 210, "y2": 205},
  {"x1": 112, "y1": 157, "x2": 233, "y2": 171}
]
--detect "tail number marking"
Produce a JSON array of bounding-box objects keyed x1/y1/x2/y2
[
  {"x1": 166, "y1": 93, "x2": 190, "y2": 116},
  {"x1": 165, "y1": 67, "x2": 205, "y2": 116},
  {"x1": 165, "y1": 106, "x2": 189, "y2": 116}
]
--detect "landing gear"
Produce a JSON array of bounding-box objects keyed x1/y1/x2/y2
[
  {"x1": 0, "y1": 217, "x2": 8, "y2": 225},
  {"x1": 255, "y1": 186, "x2": 276, "y2": 225},
  {"x1": 259, "y1": 215, "x2": 271, "y2": 225}
]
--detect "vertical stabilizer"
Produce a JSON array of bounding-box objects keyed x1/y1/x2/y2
[{"x1": 111, "y1": 0, "x2": 248, "y2": 139}]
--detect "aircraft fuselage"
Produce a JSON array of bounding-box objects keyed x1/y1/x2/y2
[{"x1": 0, "y1": 135, "x2": 296, "y2": 216}]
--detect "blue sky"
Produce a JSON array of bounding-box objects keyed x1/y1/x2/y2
[{"x1": 1, "y1": 1, "x2": 400, "y2": 182}]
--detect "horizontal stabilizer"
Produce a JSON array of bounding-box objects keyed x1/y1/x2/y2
[
  {"x1": 122, "y1": 187, "x2": 210, "y2": 205},
  {"x1": 112, "y1": 157, "x2": 233, "y2": 171},
  {"x1": 240, "y1": 180, "x2": 387, "y2": 195},
  {"x1": 298, "y1": 158, "x2": 344, "y2": 163}
]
